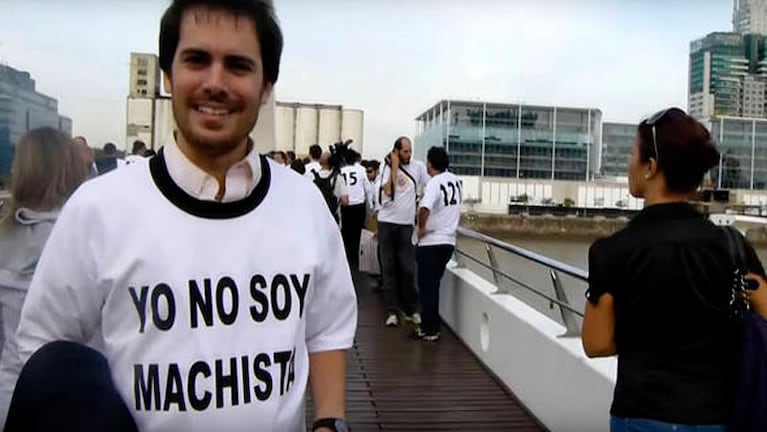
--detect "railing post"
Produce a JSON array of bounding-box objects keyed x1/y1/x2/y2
[
  {"x1": 549, "y1": 270, "x2": 581, "y2": 337},
  {"x1": 485, "y1": 244, "x2": 508, "y2": 294}
]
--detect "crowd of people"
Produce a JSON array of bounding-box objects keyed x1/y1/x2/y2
[
  {"x1": 0, "y1": 0, "x2": 766, "y2": 431},
  {"x1": 262, "y1": 135, "x2": 462, "y2": 343}
]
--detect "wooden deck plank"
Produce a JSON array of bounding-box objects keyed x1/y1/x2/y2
[{"x1": 308, "y1": 276, "x2": 547, "y2": 431}]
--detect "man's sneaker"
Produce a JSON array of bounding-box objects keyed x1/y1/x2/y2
[
  {"x1": 403, "y1": 313, "x2": 421, "y2": 325},
  {"x1": 385, "y1": 314, "x2": 398, "y2": 327},
  {"x1": 421, "y1": 332, "x2": 440, "y2": 342}
]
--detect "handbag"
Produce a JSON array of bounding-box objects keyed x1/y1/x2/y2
[
  {"x1": 721, "y1": 226, "x2": 767, "y2": 431},
  {"x1": 358, "y1": 229, "x2": 380, "y2": 275}
]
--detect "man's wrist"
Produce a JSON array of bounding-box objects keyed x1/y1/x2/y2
[{"x1": 312, "y1": 417, "x2": 349, "y2": 432}]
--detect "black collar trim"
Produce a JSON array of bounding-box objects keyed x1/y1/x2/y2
[{"x1": 149, "y1": 147, "x2": 271, "y2": 219}]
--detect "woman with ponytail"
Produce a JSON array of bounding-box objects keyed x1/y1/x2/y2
[{"x1": 581, "y1": 108, "x2": 767, "y2": 431}]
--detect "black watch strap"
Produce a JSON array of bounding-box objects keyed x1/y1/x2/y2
[{"x1": 312, "y1": 417, "x2": 349, "y2": 432}]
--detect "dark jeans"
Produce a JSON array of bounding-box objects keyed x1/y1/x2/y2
[
  {"x1": 5, "y1": 341, "x2": 137, "y2": 432},
  {"x1": 610, "y1": 417, "x2": 724, "y2": 432},
  {"x1": 341, "y1": 203, "x2": 366, "y2": 271},
  {"x1": 416, "y1": 244, "x2": 454, "y2": 335},
  {"x1": 378, "y1": 222, "x2": 418, "y2": 315}
]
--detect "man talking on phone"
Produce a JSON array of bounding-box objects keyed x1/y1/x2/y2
[{"x1": 377, "y1": 137, "x2": 429, "y2": 328}]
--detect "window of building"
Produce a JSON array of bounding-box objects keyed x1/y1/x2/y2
[
  {"x1": 137, "y1": 69, "x2": 147, "y2": 76},
  {"x1": 137, "y1": 79, "x2": 148, "y2": 86}
]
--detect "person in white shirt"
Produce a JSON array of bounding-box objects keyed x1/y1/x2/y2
[
  {"x1": 304, "y1": 144, "x2": 322, "y2": 179},
  {"x1": 124, "y1": 140, "x2": 149, "y2": 165},
  {"x1": 8, "y1": 2, "x2": 356, "y2": 432},
  {"x1": 364, "y1": 160, "x2": 381, "y2": 213},
  {"x1": 314, "y1": 152, "x2": 349, "y2": 224},
  {"x1": 377, "y1": 137, "x2": 429, "y2": 328},
  {"x1": 339, "y1": 150, "x2": 371, "y2": 271},
  {"x1": 415, "y1": 147, "x2": 461, "y2": 342}
]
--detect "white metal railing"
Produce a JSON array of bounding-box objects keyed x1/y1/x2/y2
[{"x1": 455, "y1": 226, "x2": 586, "y2": 336}]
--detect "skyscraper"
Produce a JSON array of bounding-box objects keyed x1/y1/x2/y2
[
  {"x1": 688, "y1": 32, "x2": 767, "y2": 119},
  {"x1": 734, "y1": 0, "x2": 767, "y2": 35}
]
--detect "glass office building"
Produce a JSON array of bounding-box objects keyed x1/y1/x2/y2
[
  {"x1": 708, "y1": 116, "x2": 767, "y2": 189},
  {"x1": 601, "y1": 122, "x2": 635, "y2": 177},
  {"x1": 415, "y1": 100, "x2": 602, "y2": 181},
  {"x1": 0, "y1": 64, "x2": 71, "y2": 180}
]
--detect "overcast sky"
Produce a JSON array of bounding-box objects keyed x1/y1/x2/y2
[{"x1": 0, "y1": 0, "x2": 732, "y2": 158}]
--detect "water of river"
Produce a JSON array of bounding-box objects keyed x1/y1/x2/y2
[{"x1": 456, "y1": 234, "x2": 767, "y2": 327}]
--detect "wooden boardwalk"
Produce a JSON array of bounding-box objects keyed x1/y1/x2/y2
[{"x1": 309, "y1": 277, "x2": 547, "y2": 431}]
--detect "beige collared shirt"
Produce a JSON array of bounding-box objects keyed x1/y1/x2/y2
[{"x1": 163, "y1": 137, "x2": 262, "y2": 203}]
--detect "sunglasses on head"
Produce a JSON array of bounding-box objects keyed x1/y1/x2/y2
[{"x1": 642, "y1": 108, "x2": 680, "y2": 164}]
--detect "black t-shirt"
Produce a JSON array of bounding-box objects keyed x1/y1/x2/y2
[{"x1": 587, "y1": 202, "x2": 765, "y2": 425}]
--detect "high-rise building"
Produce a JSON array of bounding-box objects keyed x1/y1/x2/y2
[
  {"x1": 688, "y1": 32, "x2": 767, "y2": 119},
  {"x1": 126, "y1": 53, "x2": 162, "y2": 149},
  {"x1": 734, "y1": 0, "x2": 767, "y2": 35},
  {"x1": 129, "y1": 53, "x2": 161, "y2": 98},
  {"x1": 415, "y1": 100, "x2": 602, "y2": 181},
  {"x1": 0, "y1": 64, "x2": 72, "y2": 179}
]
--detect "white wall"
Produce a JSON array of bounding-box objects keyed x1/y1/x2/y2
[
  {"x1": 440, "y1": 263, "x2": 616, "y2": 432},
  {"x1": 741, "y1": 192, "x2": 767, "y2": 206},
  {"x1": 318, "y1": 108, "x2": 341, "y2": 149},
  {"x1": 295, "y1": 107, "x2": 319, "y2": 153},
  {"x1": 153, "y1": 98, "x2": 174, "y2": 150},
  {"x1": 126, "y1": 97, "x2": 154, "y2": 149},
  {"x1": 274, "y1": 104, "x2": 364, "y2": 156},
  {"x1": 342, "y1": 110, "x2": 364, "y2": 155},
  {"x1": 275, "y1": 105, "x2": 296, "y2": 153},
  {"x1": 251, "y1": 92, "x2": 276, "y2": 152},
  {"x1": 456, "y1": 176, "x2": 645, "y2": 213}
]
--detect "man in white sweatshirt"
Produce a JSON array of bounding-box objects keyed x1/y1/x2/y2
[{"x1": 9, "y1": 2, "x2": 357, "y2": 432}]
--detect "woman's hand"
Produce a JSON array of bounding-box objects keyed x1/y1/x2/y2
[{"x1": 746, "y1": 273, "x2": 767, "y2": 320}]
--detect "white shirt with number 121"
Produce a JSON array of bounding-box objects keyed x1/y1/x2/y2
[{"x1": 419, "y1": 171, "x2": 462, "y2": 247}]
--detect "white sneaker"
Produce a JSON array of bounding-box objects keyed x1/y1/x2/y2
[
  {"x1": 385, "y1": 314, "x2": 398, "y2": 327},
  {"x1": 421, "y1": 332, "x2": 440, "y2": 342},
  {"x1": 404, "y1": 313, "x2": 421, "y2": 325}
]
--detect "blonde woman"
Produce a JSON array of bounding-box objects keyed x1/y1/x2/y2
[{"x1": 0, "y1": 128, "x2": 88, "y2": 425}]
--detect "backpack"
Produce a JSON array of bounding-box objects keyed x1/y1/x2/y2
[{"x1": 313, "y1": 171, "x2": 339, "y2": 222}]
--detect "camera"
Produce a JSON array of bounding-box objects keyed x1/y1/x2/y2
[{"x1": 328, "y1": 139, "x2": 355, "y2": 173}]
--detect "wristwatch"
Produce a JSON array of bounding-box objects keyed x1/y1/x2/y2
[{"x1": 311, "y1": 417, "x2": 350, "y2": 432}]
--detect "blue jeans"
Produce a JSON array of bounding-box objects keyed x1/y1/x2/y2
[{"x1": 610, "y1": 417, "x2": 725, "y2": 432}]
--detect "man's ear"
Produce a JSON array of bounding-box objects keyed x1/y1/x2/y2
[{"x1": 163, "y1": 71, "x2": 173, "y2": 95}]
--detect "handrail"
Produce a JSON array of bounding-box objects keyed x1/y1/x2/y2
[
  {"x1": 453, "y1": 249, "x2": 584, "y2": 317},
  {"x1": 457, "y1": 227, "x2": 588, "y2": 281},
  {"x1": 455, "y1": 227, "x2": 587, "y2": 334}
]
